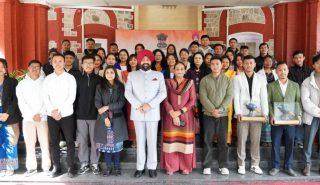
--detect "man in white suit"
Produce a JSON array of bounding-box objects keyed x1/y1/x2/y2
[
  {"x1": 233, "y1": 55, "x2": 268, "y2": 175},
  {"x1": 125, "y1": 50, "x2": 167, "y2": 178}
]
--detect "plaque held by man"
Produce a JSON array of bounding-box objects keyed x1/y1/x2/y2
[
  {"x1": 240, "y1": 102, "x2": 266, "y2": 122},
  {"x1": 273, "y1": 102, "x2": 300, "y2": 125}
]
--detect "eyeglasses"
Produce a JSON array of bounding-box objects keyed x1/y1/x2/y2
[
  {"x1": 83, "y1": 62, "x2": 94, "y2": 65},
  {"x1": 29, "y1": 66, "x2": 41, "y2": 69}
]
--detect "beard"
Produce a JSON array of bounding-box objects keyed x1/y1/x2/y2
[
  {"x1": 141, "y1": 63, "x2": 151, "y2": 71},
  {"x1": 87, "y1": 49, "x2": 94, "y2": 53}
]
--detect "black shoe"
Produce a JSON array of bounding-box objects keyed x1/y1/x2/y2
[
  {"x1": 148, "y1": 169, "x2": 157, "y2": 178},
  {"x1": 103, "y1": 167, "x2": 112, "y2": 177},
  {"x1": 91, "y1": 164, "x2": 101, "y2": 175},
  {"x1": 78, "y1": 164, "x2": 90, "y2": 175},
  {"x1": 68, "y1": 168, "x2": 76, "y2": 178},
  {"x1": 134, "y1": 170, "x2": 145, "y2": 178},
  {"x1": 49, "y1": 166, "x2": 62, "y2": 178},
  {"x1": 114, "y1": 166, "x2": 121, "y2": 176}
]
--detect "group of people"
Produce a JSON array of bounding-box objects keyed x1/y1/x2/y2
[{"x1": 0, "y1": 35, "x2": 319, "y2": 180}]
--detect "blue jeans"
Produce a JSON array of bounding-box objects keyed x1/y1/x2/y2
[
  {"x1": 271, "y1": 125, "x2": 295, "y2": 169},
  {"x1": 294, "y1": 124, "x2": 304, "y2": 145},
  {"x1": 303, "y1": 117, "x2": 320, "y2": 166},
  {"x1": 104, "y1": 152, "x2": 121, "y2": 168}
]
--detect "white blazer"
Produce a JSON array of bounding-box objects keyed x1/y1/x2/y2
[
  {"x1": 125, "y1": 69, "x2": 167, "y2": 122},
  {"x1": 233, "y1": 72, "x2": 269, "y2": 117},
  {"x1": 257, "y1": 69, "x2": 278, "y2": 84},
  {"x1": 301, "y1": 71, "x2": 320, "y2": 125}
]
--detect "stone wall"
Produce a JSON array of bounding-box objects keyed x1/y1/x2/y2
[
  {"x1": 203, "y1": 7, "x2": 274, "y2": 56},
  {"x1": 203, "y1": 10, "x2": 222, "y2": 37},
  {"x1": 229, "y1": 8, "x2": 265, "y2": 25},
  {"x1": 114, "y1": 10, "x2": 134, "y2": 29}
]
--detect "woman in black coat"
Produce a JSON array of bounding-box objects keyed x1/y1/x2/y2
[
  {"x1": 0, "y1": 58, "x2": 22, "y2": 176},
  {"x1": 94, "y1": 66, "x2": 128, "y2": 176}
]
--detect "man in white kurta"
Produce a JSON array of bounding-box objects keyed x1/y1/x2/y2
[{"x1": 125, "y1": 50, "x2": 167, "y2": 178}]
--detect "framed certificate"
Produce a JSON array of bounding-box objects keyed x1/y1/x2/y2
[{"x1": 273, "y1": 102, "x2": 300, "y2": 125}]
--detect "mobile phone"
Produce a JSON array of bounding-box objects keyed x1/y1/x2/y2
[{"x1": 180, "y1": 120, "x2": 186, "y2": 127}]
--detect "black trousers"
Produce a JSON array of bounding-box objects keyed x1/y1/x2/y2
[
  {"x1": 48, "y1": 115, "x2": 75, "y2": 169},
  {"x1": 202, "y1": 115, "x2": 229, "y2": 168}
]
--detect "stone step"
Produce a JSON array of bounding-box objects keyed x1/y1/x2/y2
[
  {"x1": 3, "y1": 167, "x2": 320, "y2": 185},
  {"x1": 17, "y1": 143, "x2": 320, "y2": 170}
]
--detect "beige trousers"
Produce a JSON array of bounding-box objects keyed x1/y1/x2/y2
[
  {"x1": 237, "y1": 122, "x2": 262, "y2": 167},
  {"x1": 23, "y1": 120, "x2": 51, "y2": 171}
]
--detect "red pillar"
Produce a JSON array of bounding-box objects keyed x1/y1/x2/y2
[
  {"x1": 0, "y1": 0, "x2": 48, "y2": 72},
  {"x1": 304, "y1": 0, "x2": 320, "y2": 64},
  {"x1": 20, "y1": 3, "x2": 49, "y2": 69},
  {"x1": 0, "y1": 0, "x2": 20, "y2": 72},
  {"x1": 274, "y1": 0, "x2": 320, "y2": 66},
  {"x1": 274, "y1": 2, "x2": 305, "y2": 66}
]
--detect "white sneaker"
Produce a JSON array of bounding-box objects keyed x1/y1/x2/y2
[
  {"x1": 59, "y1": 141, "x2": 66, "y2": 148},
  {"x1": 250, "y1": 165, "x2": 263, "y2": 175},
  {"x1": 219, "y1": 168, "x2": 229, "y2": 175},
  {"x1": 238, "y1": 166, "x2": 245, "y2": 175},
  {"x1": 203, "y1": 168, "x2": 211, "y2": 175}
]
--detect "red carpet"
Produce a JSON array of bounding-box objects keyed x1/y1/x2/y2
[{"x1": 224, "y1": 183, "x2": 320, "y2": 185}]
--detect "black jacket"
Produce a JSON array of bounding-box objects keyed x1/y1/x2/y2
[
  {"x1": 94, "y1": 82, "x2": 128, "y2": 144},
  {"x1": 2, "y1": 77, "x2": 22, "y2": 124},
  {"x1": 42, "y1": 62, "x2": 54, "y2": 76},
  {"x1": 66, "y1": 67, "x2": 81, "y2": 78},
  {"x1": 75, "y1": 72, "x2": 103, "y2": 120},
  {"x1": 288, "y1": 65, "x2": 312, "y2": 86},
  {"x1": 84, "y1": 49, "x2": 97, "y2": 56},
  {"x1": 254, "y1": 55, "x2": 266, "y2": 72}
]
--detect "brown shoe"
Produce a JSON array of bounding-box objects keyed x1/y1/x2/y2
[{"x1": 303, "y1": 165, "x2": 311, "y2": 176}]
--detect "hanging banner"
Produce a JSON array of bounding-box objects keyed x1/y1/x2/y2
[{"x1": 116, "y1": 30, "x2": 206, "y2": 55}]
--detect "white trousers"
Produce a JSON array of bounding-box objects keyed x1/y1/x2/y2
[
  {"x1": 23, "y1": 120, "x2": 51, "y2": 171},
  {"x1": 134, "y1": 121, "x2": 158, "y2": 170}
]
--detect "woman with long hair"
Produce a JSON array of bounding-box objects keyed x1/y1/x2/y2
[
  {"x1": 94, "y1": 66, "x2": 128, "y2": 176},
  {"x1": 204, "y1": 53, "x2": 214, "y2": 68},
  {"x1": 0, "y1": 58, "x2": 21, "y2": 176},
  {"x1": 97, "y1": 48, "x2": 107, "y2": 69},
  {"x1": 152, "y1": 49, "x2": 167, "y2": 72},
  {"x1": 166, "y1": 44, "x2": 178, "y2": 60},
  {"x1": 118, "y1": 49, "x2": 129, "y2": 71},
  {"x1": 94, "y1": 54, "x2": 103, "y2": 75},
  {"x1": 235, "y1": 53, "x2": 244, "y2": 75},
  {"x1": 179, "y1": 48, "x2": 190, "y2": 70},
  {"x1": 162, "y1": 54, "x2": 178, "y2": 79},
  {"x1": 99, "y1": 53, "x2": 122, "y2": 82}
]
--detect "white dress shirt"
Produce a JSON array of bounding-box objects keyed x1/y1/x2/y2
[
  {"x1": 279, "y1": 79, "x2": 288, "y2": 97},
  {"x1": 42, "y1": 71, "x2": 76, "y2": 117}
]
